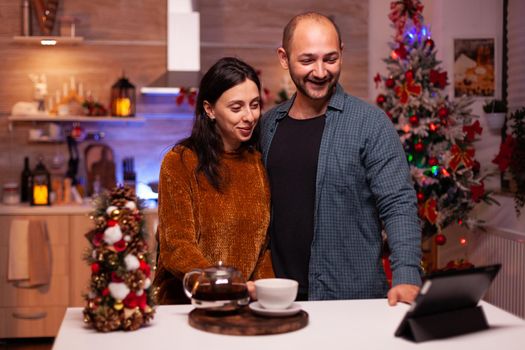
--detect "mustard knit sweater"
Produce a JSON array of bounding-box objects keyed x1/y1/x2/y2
[{"x1": 153, "y1": 145, "x2": 274, "y2": 304}]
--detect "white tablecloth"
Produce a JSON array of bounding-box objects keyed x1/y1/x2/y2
[{"x1": 52, "y1": 299, "x2": 525, "y2": 350}]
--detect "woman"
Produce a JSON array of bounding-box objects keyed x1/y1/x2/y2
[{"x1": 153, "y1": 57, "x2": 273, "y2": 304}]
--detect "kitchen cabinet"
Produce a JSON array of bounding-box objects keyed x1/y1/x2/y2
[
  {"x1": 0, "y1": 205, "x2": 158, "y2": 338},
  {"x1": 0, "y1": 215, "x2": 70, "y2": 338}
]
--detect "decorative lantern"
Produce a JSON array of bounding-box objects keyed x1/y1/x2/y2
[
  {"x1": 110, "y1": 75, "x2": 136, "y2": 117},
  {"x1": 31, "y1": 158, "x2": 51, "y2": 206}
]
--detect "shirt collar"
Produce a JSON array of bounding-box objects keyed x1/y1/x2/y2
[{"x1": 275, "y1": 83, "x2": 345, "y2": 119}]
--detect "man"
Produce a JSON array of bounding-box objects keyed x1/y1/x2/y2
[{"x1": 260, "y1": 12, "x2": 422, "y2": 305}]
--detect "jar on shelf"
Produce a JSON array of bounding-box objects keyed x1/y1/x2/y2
[{"x1": 2, "y1": 182, "x2": 20, "y2": 205}]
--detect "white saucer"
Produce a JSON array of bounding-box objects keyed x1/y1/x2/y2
[{"x1": 249, "y1": 302, "x2": 302, "y2": 317}]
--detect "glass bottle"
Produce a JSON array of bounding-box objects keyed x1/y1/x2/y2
[{"x1": 20, "y1": 156, "x2": 32, "y2": 202}]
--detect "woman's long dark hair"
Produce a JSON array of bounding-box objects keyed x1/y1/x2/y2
[{"x1": 178, "y1": 57, "x2": 262, "y2": 190}]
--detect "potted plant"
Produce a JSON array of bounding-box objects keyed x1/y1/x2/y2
[{"x1": 482, "y1": 99, "x2": 507, "y2": 130}]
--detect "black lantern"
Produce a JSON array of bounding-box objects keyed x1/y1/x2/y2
[
  {"x1": 31, "y1": 158, "x2": 51, "y2": 206},
  {"x1": 110, "y1": 74, "x2": 136, "y2": 117}
]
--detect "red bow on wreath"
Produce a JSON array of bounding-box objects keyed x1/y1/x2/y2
[
  {"x1": 394, "y1": 73, "x2": 422, "y2": 104},
  {"x1": 389, "y1": 0, "x2": 424, "y2": 42},
  {"x1": 419, "y1": 198, "x2": 438, "y2": 224},
  {"x1": 175, "y1": 88, "x2": 197, "y2": 107},
  {"x1": 449, "y1": 144, "x2": 475, "y2": 171}
]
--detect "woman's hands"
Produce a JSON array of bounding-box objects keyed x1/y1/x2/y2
[{"x1": 247, "y1": 281, "x2": 257, "y2": 300}]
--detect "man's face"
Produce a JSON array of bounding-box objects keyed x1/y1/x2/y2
[{"x1": 280, "y1": 20, "x2": 342, "y2": 101}]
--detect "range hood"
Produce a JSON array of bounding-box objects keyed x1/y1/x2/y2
[{"x1": 141, "y1": 0, "x2": 200, "y2": 95}]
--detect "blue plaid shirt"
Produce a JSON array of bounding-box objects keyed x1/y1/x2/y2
[{"x1": 261, "y1": 84, "x2": 422, "y2": 300}]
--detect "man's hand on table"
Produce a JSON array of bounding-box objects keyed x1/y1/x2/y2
[{"x1": 387, "y1": 284, "x2": 420, "y2": 306}]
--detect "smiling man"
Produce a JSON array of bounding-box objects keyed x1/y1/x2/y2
[{"x1": 260, "y1": 12, "x2": 422, "y2": 305}]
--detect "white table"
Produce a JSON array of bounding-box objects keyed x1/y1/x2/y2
[{"x1": 52, "y1": 300, "x2": 525, "y2": 350}]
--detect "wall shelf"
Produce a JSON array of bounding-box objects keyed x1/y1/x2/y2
[
  {"x1": 12, "y1": 36, "x2": 84, "y2": 45},
  {"x1": 8, "y1": 115, "x2": 145, "y2": 123}
]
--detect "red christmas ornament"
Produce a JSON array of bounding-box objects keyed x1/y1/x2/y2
[
  {"x1": 139, "y1": 260, "x2": 151, "y2": 277},
  {"x1": 376, "y1": 94, "x2": 386, "y2": 105},
  {"x1": 405, "y1": 70, "x2": 414, "y2": 81},
  {"x1": 102, "y1": 288, "x2": 110, "y2": 297},
  {"x1": 111, "y1": 272, "x2": 124, "y2": 282},
  {"x1": 392, "y1": 44, "x2": 408, "y2": 60},
  {"x1": 424, "y1": 38, "x2": 435, "y2": 51},
  {"x1": 92, "y1": 232, "x2": 104, "y2": 247},
  {"x1": 113, "y1": 239, "x2": 127, "y2": 252},
  {"x1": 91, "y1": 262, "x2": 100, "y2": 274},
  {"x1": 414, "y1": 141, "x2": 424, "y2": 152},
  {"x1": 438, "y1": 107, "x2": 449, "y2": 119},
  {"x1": 417, "y1": 192, "x2": 425, "y2": 202},
  {"x1": 107, "y1": 219, "x2": 118, "y2": 227},
  {"x1": 409, "y1": 115, "x2": 419, "y2": 126},
  {"x1": 385, "y1": 78, "x2": 395, "y2": 88},
  {"x1": 374, "y1": 73, "x2": 381, "y2": 88},
  {"x1": 428, "y1": 157, "x2": 438, "y2": 166},
  {"x1": 470, "y1": 182, "x2": 485, "y2": 203},
  {"x1": 429, "y1": 69, "x2": 447, "y2": 89},
  {"x1": 434, "y1": 234, "x2": 447, "y2": 246},
  {"x1": 70, "y1": 125, "x2": 85, "y2": 141}
]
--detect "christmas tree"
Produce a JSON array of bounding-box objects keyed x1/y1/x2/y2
[
  {"x1": 375, "y1": 0, "x2": 496, "y2": 246},
  {"x1": 83, "y1": 186, "x2": 155, "y2": 332}
]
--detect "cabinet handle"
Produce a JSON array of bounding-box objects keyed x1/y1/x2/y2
[{"x1": 12, "y1": 311, "x2": 47, "y2": 320}]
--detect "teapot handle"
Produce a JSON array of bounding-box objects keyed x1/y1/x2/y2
[{"x1": 182, "y1": 269, "x2": 202, "y2": 299}]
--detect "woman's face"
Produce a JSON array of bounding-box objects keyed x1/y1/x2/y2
[{"x1": 204, "y1": 79, "x2": 261, "y2": 152}]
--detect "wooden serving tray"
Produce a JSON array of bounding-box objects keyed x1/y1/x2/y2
[{"x1": 188, "y1": 306, "x2": 308, "y2": 336}]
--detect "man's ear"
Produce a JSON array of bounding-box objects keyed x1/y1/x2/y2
[{"x1": 277, "y1": 47, "x2": 289, "y2": 70}]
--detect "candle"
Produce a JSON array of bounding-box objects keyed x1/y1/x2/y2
[
  {"x1": 33, "y1": 185, "x2": 49, "y2": 205},
  {"x1": 78, "y1": 82, "x2": 84, "y2": 98},
  {"x1": 70, "y1": 76, "x2": 76, "y2": 91},
  {"x1": 115, "y1": 97, "x2": 131, "y2": 116}
]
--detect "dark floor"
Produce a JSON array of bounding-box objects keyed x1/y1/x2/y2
[{"x1": 0, "y1": 338, "x2": 54, "y2": 350}]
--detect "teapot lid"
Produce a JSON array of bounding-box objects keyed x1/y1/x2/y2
[{"x1": 202, "y1": 261, "x2": 239, "y2": 276}]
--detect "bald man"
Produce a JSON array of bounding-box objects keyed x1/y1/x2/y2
[{"x1": 260, "y1": 12, "x2": 422, "y2": 305}]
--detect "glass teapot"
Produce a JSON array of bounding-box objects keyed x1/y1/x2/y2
[{"x1": 183, "y1": 261, "x2": 249, "y2": 311}]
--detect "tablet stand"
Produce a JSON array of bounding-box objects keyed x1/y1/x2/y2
[{"x1": 401, "y1": 305, "x2": 489, "y2": 342}]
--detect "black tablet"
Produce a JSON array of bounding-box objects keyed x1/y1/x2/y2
[{"x1": 395, "y1": 264, "x2": 501, "y2": 341}]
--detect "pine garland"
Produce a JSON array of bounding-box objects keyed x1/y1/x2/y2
[{"x1": 83, "y1": 186, "x2": 155, "y2": 332}]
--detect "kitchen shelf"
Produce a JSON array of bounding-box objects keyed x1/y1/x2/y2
[
  {"x1": 12, "y1": 36, "x2": 84, "y2": 45},
  {"x1": 8, "y1": 115, "x2": 145, "y2": 123}
]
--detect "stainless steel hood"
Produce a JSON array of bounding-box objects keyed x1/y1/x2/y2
[{"x1": 141, "y1": 0, "x2": 200, "y2": 95}]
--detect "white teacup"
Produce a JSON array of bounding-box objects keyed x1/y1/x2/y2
[{"x1": 254, "y1": 278, "x2": 298, "y2": 310}]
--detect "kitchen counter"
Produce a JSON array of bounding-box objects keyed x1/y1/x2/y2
[
  {"x1": 0, "y1": 203, "x2": 157, "y2": 215},
  {"x1": 53, "y1": 300, "x2": 525, "y2": 350}
]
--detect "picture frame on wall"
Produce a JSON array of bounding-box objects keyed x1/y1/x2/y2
[{"x1": 453, "y1": 38, "x2": 495, "y2": 98}]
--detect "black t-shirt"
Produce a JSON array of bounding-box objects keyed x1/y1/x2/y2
[{"x1": 267, "y1": 114, "x2": 326, "y2": 295}]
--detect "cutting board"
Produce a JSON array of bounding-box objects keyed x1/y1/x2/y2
[{"x1": 188, "y1": 306, "x2": 308, "y2": 336}]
